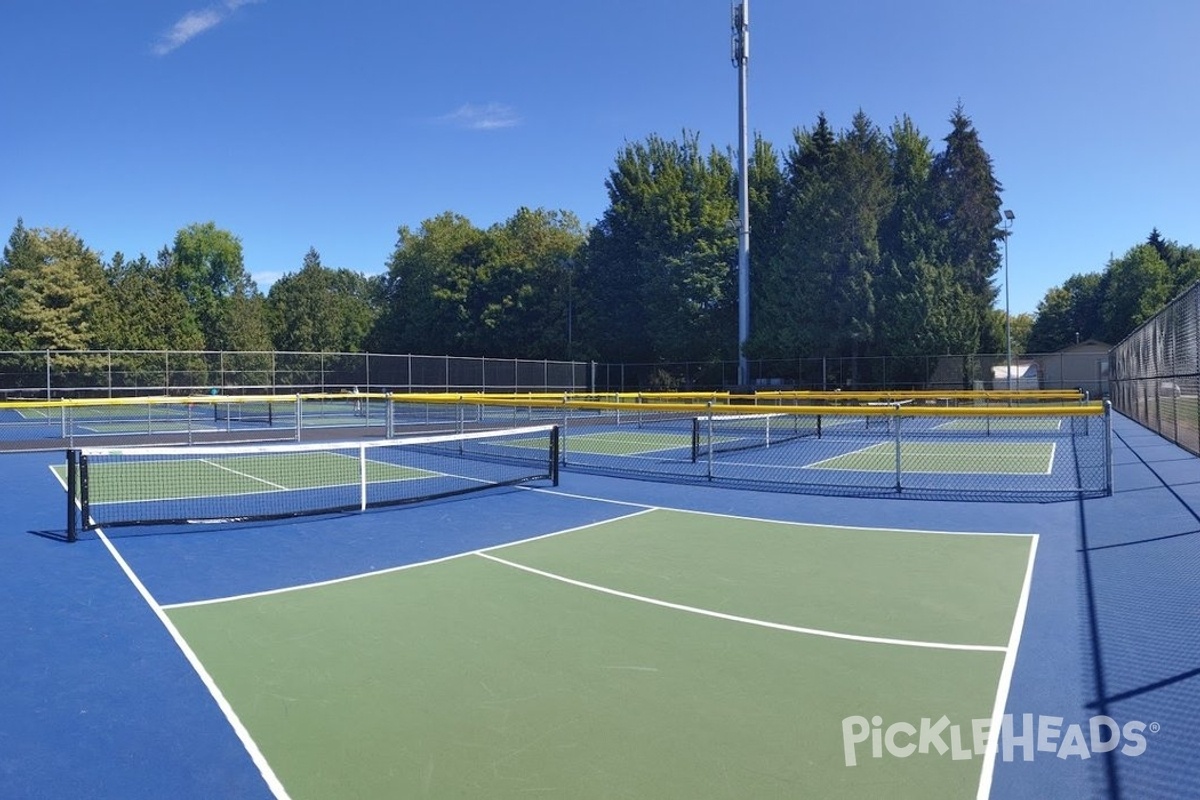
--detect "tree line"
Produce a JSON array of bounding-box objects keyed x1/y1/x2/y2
[{"x1": 3, "y1": 105, "x2": 1195, "y2": 373}]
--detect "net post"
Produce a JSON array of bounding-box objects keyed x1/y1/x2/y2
[
  {"x1": 550, "y1": 426, "x2": 561, "y2": 485},
  {"x1": 294, "y1": 395, "x2": 302, "y2": 441},
  {"x1": 66, "y1": 449, "x2": 78, "y2": 542},
  {"x1": 386, "y1": 392, "x2": 394, "y2": 439},
  {"x1": 691, "y1": 416, "x2": 701, "y2": 463},
  {"x1": 706, "y1": 401, "x2": 715, "y2": 480},
  {"x1": 359, "y1": 445, "x2": 368, "y2": 511},
  {"x1": 79, "y1": 451, "x2": 90, "y2": 530}
]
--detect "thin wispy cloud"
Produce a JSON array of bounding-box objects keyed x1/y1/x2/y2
[
  {"x1": 437, "y1": 103, "x2": 521, "y2": 131},
  {"x1": 153, "y1": 0, "x2": 263, "y2": 56}
]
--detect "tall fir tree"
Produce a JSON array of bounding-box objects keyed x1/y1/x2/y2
[{"x1": 930, "y1": 104, "x2": 1004, "y2": 357}]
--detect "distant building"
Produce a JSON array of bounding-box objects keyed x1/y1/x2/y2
[
  {"x1": 1039, "y1": 339, "x2": 1110, "y2": 398},
  {"x1": 991, "y1": 362, "x2": 1040, "y2": 390}
]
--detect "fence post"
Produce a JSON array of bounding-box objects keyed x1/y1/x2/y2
[
  {"x1": 1105, "y1": 400, "x2": 1114, "y2": 495},
  {"x1": 894, "y1": 403, "x2": 903, "y2": 493},
  {"x1": 706, "y1": 401, "x2": 715, "y2": 481}
]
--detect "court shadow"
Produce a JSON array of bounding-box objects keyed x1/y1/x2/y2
[
  {"x1": 28, "y1": 529, "x2": 71, "y2": 543},
  {"x1": 1075, "y1": 427, "x2": 1200, "y2": 799}
]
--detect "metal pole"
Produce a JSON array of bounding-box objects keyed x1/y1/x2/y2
[
  {"x1": 1104, "y1": 400, "x2": 1114, "y2": 495},
  {"x1": 732, "y1": 2, "x2": 750, "y2": 387},
  {"x1": 1002, "y1": 210, "x2": 1015, "y2": 388}
]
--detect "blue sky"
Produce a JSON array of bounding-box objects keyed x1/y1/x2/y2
[{"x1": 3, "y1": 1, "x2": 1198, "y2": 318}]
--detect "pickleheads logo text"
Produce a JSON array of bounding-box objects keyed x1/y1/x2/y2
[{"x1": 841, "y1": 713, "x2": 1155, "y2": 767}]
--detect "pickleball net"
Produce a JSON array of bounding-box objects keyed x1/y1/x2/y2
[
  {"x1": 690, "y1": 412, "x2": 821, "y2": 462},
  {"x1": 65, "y1": 424, "x2": 559, "y2": 539}
]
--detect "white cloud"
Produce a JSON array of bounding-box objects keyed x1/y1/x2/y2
[
  {"x1": 153, "y1": 0, "x2": 263, "y2": 56},
  {"x1": 437, "y1": 103, "x2": 521, "y2": 131}
]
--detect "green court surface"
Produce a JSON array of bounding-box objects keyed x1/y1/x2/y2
[
  {"x1": 563, "y1": 430, "x2": 692, "y2": 455},
  {"x1": 807, "y1": 442, "x2": 1056, "y2": 475},
  {"x1": 165, "y1": 509, "x2": 1033, "y2": 799},
  {"x1": 56, "y1": 451, "x2": 436, "y2": 502},
  {"x1": 75, "y1": 421, "x2": 219, "y2": 435}
]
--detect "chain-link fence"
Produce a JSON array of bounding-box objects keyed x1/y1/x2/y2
[
  {"x1": 1110, "y1": 281, "x2": 1200, "y2": 454},
  {"x1": 0, "y1": 350, "x2": 589, "y2": 400},
  {"x1": 592, "y1": 350, "x2": 1111, "y2": 395},
  {"x1": 385, "y1": 396, "x2": 1111, "y2": 501},
  {"x1": 1, "y1": 348, "x2": 1116, "y2": 401}
]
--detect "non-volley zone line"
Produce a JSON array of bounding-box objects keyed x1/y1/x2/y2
[
  {"x1": 160, "y1": 508, "x2": 662, "y2": 610},
  {"x1": 475, "y1": 551, "x2": 1007, "y2": 653},
  {"x1": 78, "y1": 451, "x2": 445, "y2": 506},
  {"x1": 163, "y1": 503, "x2": 1022, "y2": 654},
  {"x1": 802, "y1": 441, "x2": 1057, "y2": 475}
]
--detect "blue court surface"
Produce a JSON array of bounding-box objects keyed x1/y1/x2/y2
[{"x1": 1, "y1": 412, "x2": 1194, "y2": 798}]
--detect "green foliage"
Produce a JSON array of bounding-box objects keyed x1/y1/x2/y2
[
  {"x1": 11, "y1": 101, "x2": 1199, "y2": 379},
  {"x1": 929, "y1": 105, "x2": 1003, "y2": 352},
  {"x1": 375, "y1": 208, "x2": 584, "y2": 358},
  {"x1": 576, "y1": 132, "x2": 736, "y2": 364},
  {"x1": 267, "y1": 248, "x2": 381, "y2": 353},
  {"x1": 104, "y1": 251, "x2": 205, "y2": 351},
  {"x1": 170, "y1": 222, "x2": 265, "y2": 350},
  {"x1": 0, "y1": 224, "x2": 112, "y2": 351},
  {"x1": 1100, "y1": 244, "x2": 1173, "y2": 342},
  {"x1": 1027, "y1": 272, "x2": 1104, "y2": 352}
]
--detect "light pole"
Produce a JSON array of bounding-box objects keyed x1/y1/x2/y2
[
  {"x1": 1002, "y1": 209, "x2": 1015, "y2": 388},
  {"x1": 732, "y1": 1, "x2": 750, "y2": 387}
]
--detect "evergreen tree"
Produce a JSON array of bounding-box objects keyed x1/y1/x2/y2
[
  {"x1": 743, "y1": 135, "x2": 786, "y2": 360},
  {"x1": 929, "y1": 104, "x2": 1004, "y2": 355},
  {"x1": 761, "y1": 113, "x2": 841, "y2": 359},
  {"x1": 105, "y1": 251, "x2": 205, "y2": 351},
  {"x1": 874, "y1": 117, "x2": 973, "y2": 382},
  {"x1": 268, "y1": 248, "x2": 380, "y2": 353},
  {"x1": 828, "y1": 110, "x2": 892, "y2": 380}
]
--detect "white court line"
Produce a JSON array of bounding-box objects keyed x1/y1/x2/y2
[
  {"x1": 201, "y1": 459, "x2": 290, "y2": 491},
  {"x1": 47, "y1": 465, "x2": 291, "y2": 800},
  {"x1": 528, "y1": 486, "x2": 1035, "y2": 538},
  {"x1": 796, "y1": 442, "x2": 1056, "y2": 475},
  {"x1": 476, "y1": 551, "x2": 1007, "y2": 653},
  {"x1": 802, "y1": 441, "x2": 888, "y2": 470},
  {"x1": 976, "y1": 533, "x2": 1040, "y2": 800},
  {"x1": 160, "y1": 508, "x2": 657, "y2": 610}
]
